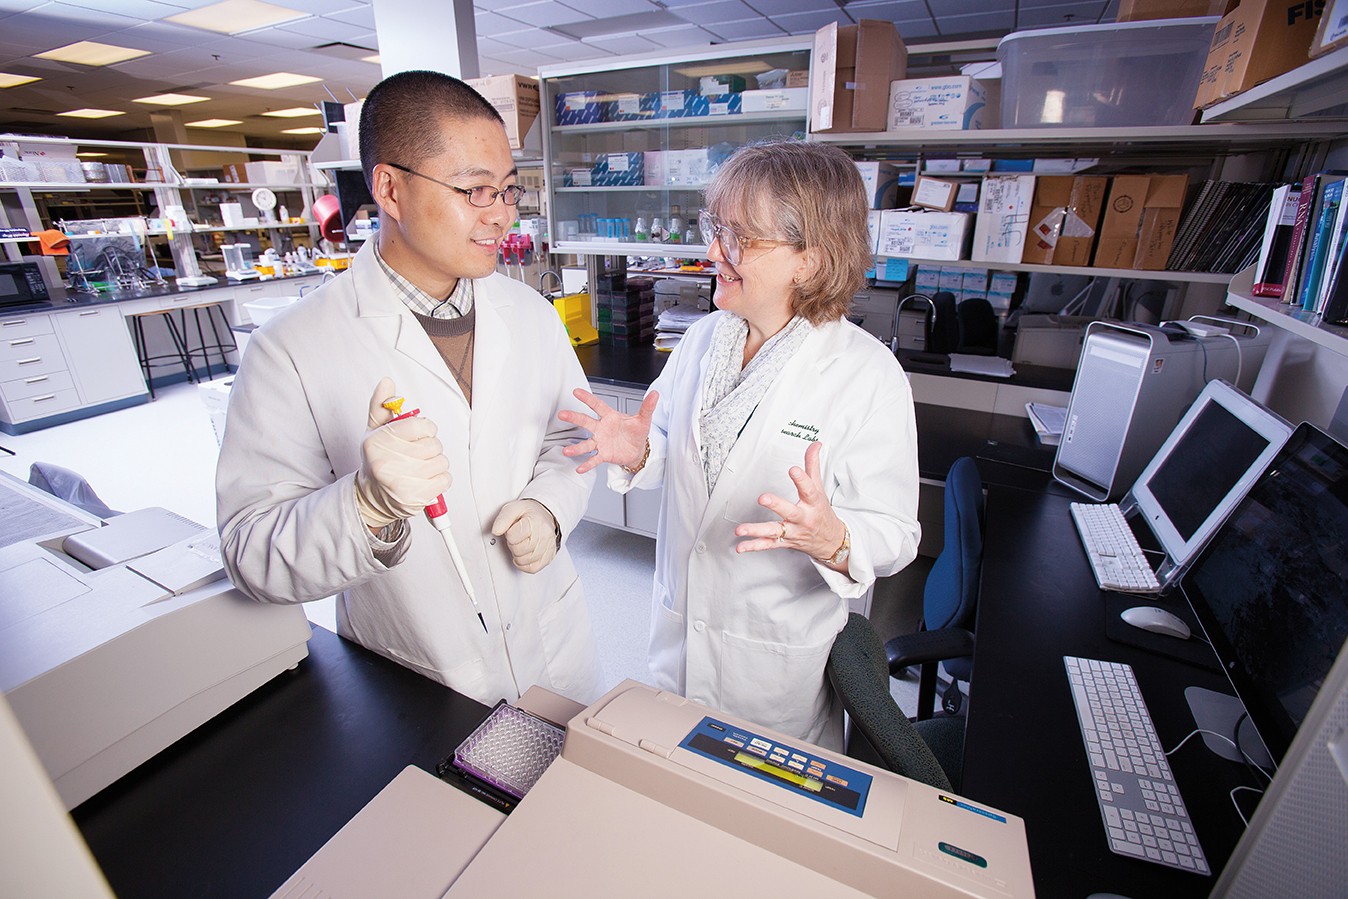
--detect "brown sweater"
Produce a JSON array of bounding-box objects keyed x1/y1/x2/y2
[{"x1": 413, "y1": 305, "x2": 475, "y2": 405}]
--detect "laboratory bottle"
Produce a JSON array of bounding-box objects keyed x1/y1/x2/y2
[
  {"x1": 668, "y1": 205, "x2": 684, "y2": 245},
  {"x1": 635, "y1": 216, "x2": 649, "y2": 242}
]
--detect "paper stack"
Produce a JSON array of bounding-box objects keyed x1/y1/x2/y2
[{"x1": 1026, "y1": 402, "x2": 1066, "y2": 446}]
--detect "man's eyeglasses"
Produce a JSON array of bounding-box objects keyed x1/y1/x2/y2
[
  {"x1": 386, "y1": 162, "x2": 526, "y2": 208},
  {"x1": 697, "y1": 210, "x2": 792, "y2": 265}
]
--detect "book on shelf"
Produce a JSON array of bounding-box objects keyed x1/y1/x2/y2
[
  {"x1": 1300, "y1": 179, "x2": 1346, "y2": 311},
  {"x1": 1252, "y1": 184, "x2": 1302, "y2": 298},
  {"x1": 1310, "y1": 185, "x2": 1348, "y2": 315},
  {"x1": 1281, "y1": 171, "x2": 1348, "y2": 306},
  {"x1": 1166, "y1": 181, "x2": 1277, "y2": 274}
]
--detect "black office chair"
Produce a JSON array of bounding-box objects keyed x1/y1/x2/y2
[
  {"x1": 828, "y1": 612, "x2": 965, "y2": 792},
  {"x1": 885, "y1": 456, "x2": 985, "y2": 720},
  {"x1": 956, "y1": 297, "x2": 1000, "y2": 355}
]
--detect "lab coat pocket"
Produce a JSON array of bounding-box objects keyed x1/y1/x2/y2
[
  {"x1": 537, "y1": 577, "x2": 603, "y2": 703},
  {"x1": 646, "y1": 586, "x2": 684, "y2": 692},
  {"x1": 719, "y1": 630, "x2": 835, "y2": 741}
]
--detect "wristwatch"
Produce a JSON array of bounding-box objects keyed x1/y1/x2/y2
[{"x1": 823, "y1": 525, "x2": 851, "y2": 566}]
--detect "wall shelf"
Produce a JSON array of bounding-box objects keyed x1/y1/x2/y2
[
  {"x1": 1202, "y1": 45, "x2": 1348, "y2": 123},
  {"x1": 1224, "y1": 265, "x2": 1348, "y2": 357},
  {"x1": 897, "y1": 257, "x2": 1235, "y2": 284}
]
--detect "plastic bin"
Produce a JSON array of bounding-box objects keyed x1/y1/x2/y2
[
  {"x1": 243, "y1": 295, "x2": 299, "y2": 326},
  {"x1": 997, "y1": 18, "x2": 1218, "y2": 128}
]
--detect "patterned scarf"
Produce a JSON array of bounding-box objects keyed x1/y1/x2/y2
[{"x1": 699, "y1": 312, "x2": 813, "y2": 494}]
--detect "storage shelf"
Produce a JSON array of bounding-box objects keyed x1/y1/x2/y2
[
  {"x1": 811, "y1": 122, "x2": 1347, "y2": 158},
  {"x1": 896, "y1": 256, "x2": 1235, "y2": 284},
  {"x1": 0, "y1": 236, "x2": 37, "y2": 243},
  {"x1": 551, "y1": 110, "x2": 805, "y2": 135},
  {"x1": 1202, "y1": 45, "x2": 1348, "y2": 123},
  {"x1": 1224, "y1": 265, "x2": 1348, "y2": 357},
  {"x1": 1, "y1": 181, "x2": 170, "y2": 191},
  {"x1": 553, "y1": 240, "x2": 709, "y2": 258},
  {"x1": 555, "y1": 184, "x2": 707, "y2": 193},
  {"x1": 62, "y1": 222, "x2": 314, "y2": 238}
]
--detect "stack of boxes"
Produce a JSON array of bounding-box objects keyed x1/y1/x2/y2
[
  {"x1": 914, "y1": 266, "x2": 1021, "y2": 315},
  {"x1": 596, "y1": 267, "x2": 656, "y2": 346}
]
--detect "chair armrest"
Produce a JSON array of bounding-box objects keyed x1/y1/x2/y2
[{"x1": 885, "y1": 628, "x2": 975, "y2": 676}]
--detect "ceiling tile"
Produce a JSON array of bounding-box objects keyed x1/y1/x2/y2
[
  {"x1": 743, "y1": 0, "x2": 834, "y2": 14},
  {"x1": 3, "y1": 13, "x2": 129, "y2": 48},
  {"x1": 273, "y1": 15, "x2": 371, "y2": 40},
  {"x1": 474, "y1": 11, "x2": 532, "y2": 36},
  {"x1": 1016, "y1": 2, "x2": 1110, "y2": 29},
  {"x1": 35, "y1": 1, "x2": 147, "y2": 30},
  {"x1": 669, "y1": 0, "x2": 758, "y2": 27},
  {"x1": 57, "y1": 0, "x2": 184, "y2": 17},
  {"x1": 499, "y1": 0, "x2": 594, "y2": 28},
  {"x1": 936, "y1": 9, "x2": 1015, "y2": 37},
  {"x1": 258, "y1": 0, "x2": 366, "y2": 14},
  {"x1": 0, "y1": 0, "x2": 50, "y2": 12},
  {"x1": 505, "y1": 26, "x2": 580, "y2": 50},
  {"x1": 322, "y1": 6, "x2": 376, "y2": 28},
  {"x1": 558, "y1": 0, "x2": 659, "y2": 16},
  {"x1": 578, "y1": 33, "x2": 661, "y2": 54},
  {"x1": 703, "y1": 18, "x2": 786, "y2": 41},
  {"x1": 771, "y1": 9, "x2": 851, "y2": 34},
  {"x1": 235, "y1": 27, "x2": 323, "y2": 48},
  {"x1": 117, "y1": 21, "x2": 213, "y2": 48}
]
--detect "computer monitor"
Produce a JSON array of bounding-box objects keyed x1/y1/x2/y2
[
  {"x1": 1179, "y1": 423, "x2": 1348, "y2": 765},
  {"x1": 1121, "y1": 379, "x2": 1293, "y2": 588}
]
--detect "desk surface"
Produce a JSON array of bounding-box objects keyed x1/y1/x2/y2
[
  {"x1": 963, "y1": 478, "x2": 1254, "y2": 898},
  {"x1": 71, "y1": 626, "x2": 490, "y2": 898}
]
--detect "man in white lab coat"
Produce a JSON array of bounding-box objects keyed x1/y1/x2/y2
[{"x1": 217, "y1": 71, "x2": 603, "y2": 706}]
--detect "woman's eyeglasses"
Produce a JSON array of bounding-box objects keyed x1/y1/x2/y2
[
  {"x1": 386, "y1": 162, "x2": 526, "y2": 208},
  {"x1": 697, "y1": 210, "x2": 792, "y2": 265}
]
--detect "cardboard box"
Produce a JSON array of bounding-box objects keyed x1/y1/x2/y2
[
  {"x1": 855, "y1": 161, "x2": 900, "y2": 208},
  {"x1": 643, "y1": 151, "x2": 666, "y2": 187},
  {"x1": 810, "y1": 19, "x2": 908, "y2": 133},
  {"x1": 972, "y1": 175, "x2": 1036, "y2": 264},
  {"x1": 1311, "y1": 0, "x2": 1348, "y2": 56},
  {"x1": 591, "y1": 152, "x2": 643, "y2": 187},
  {"x1": 555, "y1": 91, "x2": 603, "y2": 125},
  {"x1": 866, "y1": 210, "x2": 882, "y2": 255},
  {"x1": 1021, "y1": 176, "x2": 1108, "y2": 266},
  {"x1": 222, "y1": 163, "x2": 247, "y2": 183},
  {"x1": 604, "y1": 92, "x2": 654, "y2": 122},
  {"x1": 1194, "y1": 0, "x2": 1323, "y2": 108},
  {"x1": 466, "y1": 74, "x2": 540, "y2": 150},
  {"x1": 786, "y1": 69, "x2": 810, "y2": 88},
  {"x1": 741, "y1": 88, "x2": 806, "y2": 113},
  {"x1": 664, "y1": 148, "x2": 712, "y2": 186},
  {"x1": 938, "y1": 269, "x2": 964, "y2": 294},
  {"x1": 1117, "y1": 0, "x2": 1233, "y2": 21},
  {"x1": 1093, "y1": 174, "x2": 1190, "y2": 270},
  {"x1": 245, "y1": 160, "x2": 301, "y2": 185},
  {"x1": 912, "y1": 175, "x2": 959, "y2": 211},
  {"x1": 886, "y1": 76, "x2": 989, "y2": 130},
  {"x1": 878, "y1": 209, "x2": 970, "y2": 261},
  {"x1": 915, "y1": 266, "x2": 941, "y2": 292}
]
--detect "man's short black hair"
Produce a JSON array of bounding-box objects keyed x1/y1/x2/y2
[{"x1": 358, "y1": 70, "x2": 504, "y2": 190}]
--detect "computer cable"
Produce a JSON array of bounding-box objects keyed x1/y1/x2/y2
[{"x1": 1163, "y1": 728, "x2": 1273, "y2": 783}]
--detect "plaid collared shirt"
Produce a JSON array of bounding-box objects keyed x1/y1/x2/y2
[{"x1": 372, "y1": 240, "x2": 474, "y2": 319}]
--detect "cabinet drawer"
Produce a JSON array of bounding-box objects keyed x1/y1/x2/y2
[
  {"x1": 1, "y1": 369, "x2": 75, "y2": 401},
  {"x1": 0, "y1": 314, "x2": 56, "y2": 341},
  {"x1": 0, "y1": 333, "x2": 69, "y2": 380},
  {"x1": 6, "y1": 386, "x2": 81, "y2": 421}
]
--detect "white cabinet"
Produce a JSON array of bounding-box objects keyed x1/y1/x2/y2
[
  {"x1": 583, "y1": 384, "x2": 659, "y2": 538},
  {"x1": 52, "y1": 306, "x2": 146, "y2": 406}
]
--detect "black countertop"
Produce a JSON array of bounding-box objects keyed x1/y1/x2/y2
[{"x1": 0, "y1": 270, "x2": 326, "y2": 319}]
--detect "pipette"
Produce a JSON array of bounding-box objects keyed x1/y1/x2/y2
[{"x1": 382, "y1": 397, "x2": 488, "y2": 633}]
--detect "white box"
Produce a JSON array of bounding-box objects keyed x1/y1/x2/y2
[
  {"x1": 925, "y1": 159, "x2": 961, "y2": 173},
  {"x1": 962, "y1": 158, "x2": 993, "y2": 173},
  {"x1": 887, "y1": 76, "x2": 989, "y2": 130},
  {"x1": 243, "y1": 295, "x2": 300, "y2": 326},
  {"x1": 877, "y1": 209, "x2": 970, "y2": 261},
  {"x1": 914, "y1": 266, "x2": 941, "y2": 291},
  {"x1": 938, "y1": 269, "x2": 964, "y2": 294},
  {"x1": 972, "y1": 175, "x2": 1035, "y2": 264},
  {"x1": 866, "y1": 210, "x2": 882, "y2": 255},
  {"x1": 664, "y1": 148, "x2": 711, "y2": 186},
  {"x1": 643, "y1": 151, "x2": 666, "y2": 187},
  {"x1": 741, "y1": 88, "x2": 807, "y2": 112},
  {"x1": 854, "y1": 161, "x2": 899, "y2": 208},
  {"x1": 244, "y1": 160, "x2": 300, "y2": 185},
  {"x1": 198, "y1": 375, "x2": 234, "y2": 445},
  {"x1": 220, "y1": 202, "x2": 245, "y2": 227}
]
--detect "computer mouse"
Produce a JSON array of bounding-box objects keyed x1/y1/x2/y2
[{"x1": 1120, "y1": 606, "x2": 1191, "y2": 640}]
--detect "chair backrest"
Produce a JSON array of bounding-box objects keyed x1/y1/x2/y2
[
  {"x1": 923, "y1": 456, "x2": 985, "y2": 633},
  {"x1": 956, "y1": 297, "x2": 999, "y2": 354},
  {"x1": 827, "y1": 613, "x2": 953, "y2": 791},
  {"x1": 928, "y1": 292, "x2": 961, "y2": 354}
]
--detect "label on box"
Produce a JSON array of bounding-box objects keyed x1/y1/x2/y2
[
  {"x1": 570, "y1": 168, "x2": 592, "y2": 187},
  {"x1": 605, "y1": 153, "x2": 631, "y2": 172},
  {"x1": 617, "y1": 94, "x2": 641, "y2": 115}
]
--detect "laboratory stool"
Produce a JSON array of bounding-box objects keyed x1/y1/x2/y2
[
  {"x1": 179, "y1": 302, "x2": 238, "y2": 383},
  {"x1": 128, "y1": 307, "x2": 196, "y2": 400}
]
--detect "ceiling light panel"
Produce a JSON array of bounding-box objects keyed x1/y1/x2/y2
[
  {"x1": 187, "y1": 118, "x2": 244, "y2": 128},
  {"x1": 0, "y1": 73, "x2": 42, "y2": 88},
  {"x1": 36, "y1": 41, "x2": 151, "y2": 66},
  {"x1": 228, "y1": 71, "x2": 321, "y2": 89},
  {"x1": 58, "y1": 108, "x2": 126, "y2": 118},
  {"x1": 262, "y1": 106, "x2": 321, "y2": 117},
  {"x1": 134, "y1": 93, "x2": 211, "y2": 105},
  {"x1": 165, "y1": 0, "x2": 309, "y2": 35},
  {"x1": 281, "y1": 126, "x2": 324, "y2": 134}
]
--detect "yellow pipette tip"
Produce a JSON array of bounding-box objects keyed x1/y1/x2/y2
[{"x1": 381, "y1": 397, "x2": 405, "y2": 415}]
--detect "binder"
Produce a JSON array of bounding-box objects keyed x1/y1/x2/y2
[
  {"x1": 1252, "y1": 185, "x2": 1302, "y2": 298},
  {"x1": 1282, "y1": 172, "x2": 1348, "y2": 306}
]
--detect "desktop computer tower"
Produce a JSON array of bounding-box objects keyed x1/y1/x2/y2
[
  {"x1": 1053, "y1": 321, "x2": 1263, "y2": 502},
  {"x1": 1210, "y1": 645, "x2": 1348, "y2": 897}
]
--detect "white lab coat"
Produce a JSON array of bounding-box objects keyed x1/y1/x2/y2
[
  {"x1": 217, "y1": 239, "x2": 603, "y2": 706},
  {"x1": 612, "y1": 312, "x2": 921, "y2": 748}
]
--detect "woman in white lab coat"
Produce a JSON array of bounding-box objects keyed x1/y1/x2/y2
[{"x1": 561, "y1": 141, "x2": 921, "y2": 749}]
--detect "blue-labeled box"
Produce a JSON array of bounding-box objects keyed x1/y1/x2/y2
[
  {"x1": 701, "y1": 93, "x2": 742, "y2": 117},
  {"x1": 555, "y1": 91, "x2": 603, "y2": 125},
  {"x1": 605, "y1": 92, "x2": 655, "y2": 122},
  {"x1": 590, "y1": 152, "x2": 644, "y2": 187},
  {"x1": 643, "y1": 89, "x2": 696, "y2": 118}
]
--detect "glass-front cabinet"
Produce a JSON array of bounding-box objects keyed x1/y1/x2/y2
[{"x1": 539, "y1": 37, "x2": 812, "y2": 260}]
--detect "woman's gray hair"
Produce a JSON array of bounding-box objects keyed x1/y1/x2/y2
[{"x1": 704, "y1": 139, "x2": 872, "y2": 324}]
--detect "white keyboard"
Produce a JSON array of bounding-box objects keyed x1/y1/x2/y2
[
  {"x1": 1070, "y1": 502, "x2": 1161, "y2": 593},
  {"x1": 1064, "y1": 656, "x2": 1210, "y2": 875}
]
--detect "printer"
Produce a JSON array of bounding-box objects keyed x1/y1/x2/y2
[
  {"x1": 0, "y1": 475, "x2": 312, "y2": 809},
  {"x1": 276, "y1": 681, "x2": 1036, "y2": 897}
]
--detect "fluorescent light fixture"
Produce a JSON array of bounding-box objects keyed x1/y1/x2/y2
[
  {"x1": 187, "y1": 118, "x2": 243, "y2": 128},
  {"x1": 674, "y1": 60, "x2": 772, "y2": 78},
  {"x1": 281, "y1": 126, "x2": 324, "y2": 135},
  {"x1": 362, "y1": 54, "x2": 381, "y2": 65},
  {"x1": 58, "y1": 108, "x2": 125, "y2": 119},
  {"x1": 134, "y1": 93, "x2": 210, "y2": 106},
  {"x1": 262, "y1": 106, "x2": 320, "y2": 118},
  {"x1": 229, "y1": 72, "x2": 321, "y2": 90},
  {"x1": 165, "y1": 0, "x2": 307, "y2": 35},
  {"x1": 546, "y1": 10, "x2": 683, "y2": 40},
  {"x1": 76, "y1": 152, "x2": 109, "y2": 157},
  {"x1": 36, "y1": 41, "x2": 150, "y2": 66},
  {"x1": 0, "y1": 72, "x2": 41, "y2": 88}
]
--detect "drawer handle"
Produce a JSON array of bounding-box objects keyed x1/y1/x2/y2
[
  {"x1": 17, "y1": 357, "x2": 42, "y2": 365},
  {"x1": 9, "y1": 338, "x2": 34, "y2": 347},
  {"x1": 1, "y1": 319, "x2": 25, "y2": 327},
  {"x1": 24, "y1": 376, "x2": 49, "y2": 384},
  {"x1": 32, "y1": 394, "x2": 56, "y2": 403},
  {"x1": 79, "y1": 310, "x2": 99, "y2": 317}
]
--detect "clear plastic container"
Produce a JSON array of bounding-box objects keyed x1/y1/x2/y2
[{"x1": 997, "y1": 18, "x2": 1218, "y2": 128}]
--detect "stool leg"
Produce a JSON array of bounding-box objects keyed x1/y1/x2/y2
[
  {"x1": 203, "y1": 304, "x2": 233, "y2": 373},
  {"x1": 164, "y1": 312, "x2": 196, "y2": 384},
  {"x1": 133, "y1": 315, "x2": 155, "y2": 400},
  {"x1": 192, "y1": 308, "x2": 214, "y2": 380}
]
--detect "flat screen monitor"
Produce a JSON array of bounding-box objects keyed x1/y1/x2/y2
[
  {"x1": 1179, "y1": 423, "x2": 1348, "y2": 764},
  {"x1": 1125, "y1": 379, "x2": 1292, "y2": 583}
]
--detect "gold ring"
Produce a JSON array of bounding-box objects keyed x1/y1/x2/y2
[{"x1": 777, "y1": 521, "x2": 787, "y2": 543}]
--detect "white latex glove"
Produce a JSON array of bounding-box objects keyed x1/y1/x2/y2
[
  {"x1": 491, "y1": 499, "x2": 558, "y2": 573},
  {"x1": 355, "y1": 378, "x2": 452, "y2": 531}
]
